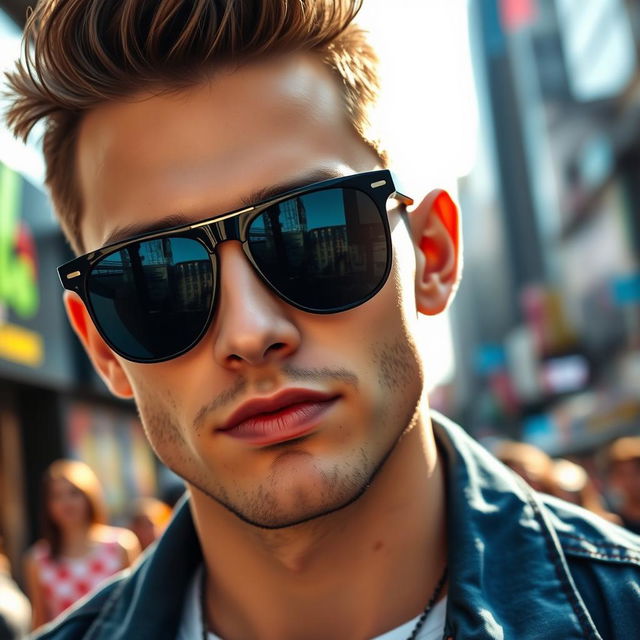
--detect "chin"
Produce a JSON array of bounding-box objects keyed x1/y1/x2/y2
[
  {"x1": 221, "y1": 484, "x2": 370, "y2": 530},
  {"x1": 203, "y1": 450, "x2": 380, "y2": 529}
]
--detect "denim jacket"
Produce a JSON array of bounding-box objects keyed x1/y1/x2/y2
[{"x1": 34, "y1": 414, "x2": 640, "y2": 639}]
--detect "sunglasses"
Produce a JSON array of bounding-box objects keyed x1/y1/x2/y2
[{"x1": 58, "y1": 170, "x2": 412, "y2": 363}]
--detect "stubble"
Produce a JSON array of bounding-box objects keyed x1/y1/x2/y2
[{"x1": 134, "y1": 338, "x2": 422, "y2": 529}]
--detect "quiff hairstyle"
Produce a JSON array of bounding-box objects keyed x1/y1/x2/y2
[{"x1": 5, "y1": 0, "x2": 385, "y2": 254}]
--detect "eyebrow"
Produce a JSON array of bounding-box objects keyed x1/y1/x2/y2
[{"x1": 101, "y1": 167, "x2": 345, "y2": 247}]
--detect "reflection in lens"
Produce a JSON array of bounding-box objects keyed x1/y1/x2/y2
[
  {"x1": 87, "y1": 237, "x2": 213, "y2": 360},
  {"x1": 248, "y1": 188, "x2": 389, "y2": 310}
]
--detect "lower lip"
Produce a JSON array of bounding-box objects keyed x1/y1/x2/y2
[{"x1": 219, "y1": 399, "x2": 337, "y2": 446}]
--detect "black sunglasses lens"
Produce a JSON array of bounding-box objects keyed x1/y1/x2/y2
[
  {"x1": 87, "y1": 237, "x2": 214, "y2": 361},
  {"x1": 247, "y1": 187, "x2": 389, "y2": 311}
]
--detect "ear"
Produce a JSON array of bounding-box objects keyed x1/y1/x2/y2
[
  {"x1": 409, "y1": 189, "x2": 461, "y2": 315},
  {"x1": 64, "y1": 291, "x2": 134, "y2": 399}
]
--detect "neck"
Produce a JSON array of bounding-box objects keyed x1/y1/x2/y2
[
  {"x1": 190, "y1": 413, "x2": 447, "y2": 640},
  {"x1": 58, "y1": 523, "x2": 92, "y2": 557}
]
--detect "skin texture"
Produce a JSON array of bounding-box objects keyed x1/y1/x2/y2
[
  {"x1": 68, "y1": 54, "x2": 461, "y2": 640},
  {"x1": 46, "y1": 478, "x2": 90, "y2": 529}
]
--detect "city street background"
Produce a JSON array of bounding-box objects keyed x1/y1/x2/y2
[{"x1": 1, "y1": 0, "x2": 640, "y2": 596}]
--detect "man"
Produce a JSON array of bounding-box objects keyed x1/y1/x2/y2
[{"x1": 5, "y1": 1, "x2": 640, "y2": 638}]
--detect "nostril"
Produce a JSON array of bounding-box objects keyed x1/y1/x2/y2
[
  {"x1": 262, "y1": 342, "x2": 289, "y2": 359},
  {"x1": 226, "y1": 343, "x2": 286, "y2": 365}
]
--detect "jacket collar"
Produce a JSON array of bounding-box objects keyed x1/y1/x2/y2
[
  {"x1": 433, "y1": 412, "x2": 600, "y2": 639},
  {"x1": 86, "y1": 414, "x2": 600, "y2": 639},
  {"x1": 82, "y1": 494, "x2": 200, "y2": 640}
]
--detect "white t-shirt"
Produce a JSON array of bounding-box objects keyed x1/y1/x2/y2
[{"x1": 177, "y1": 566, "x2": 447, "y2": 640}]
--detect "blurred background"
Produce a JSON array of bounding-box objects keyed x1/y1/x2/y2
[{"x1": 1, "y1": 0, "x2": 640, "y2": 596}]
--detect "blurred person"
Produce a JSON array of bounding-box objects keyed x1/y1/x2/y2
[
  {"x1": 4, "y1": 0, "x2": 640, "y2": 638},
  {"x1": 494, "y1": 440, "x2": 554, "y2": 493},
  {"x1": 550, "y1": 459, "x2": 621, "y2": 525},
  {"x1": 0, "y1": 544, "x2": 31, "y2": 640},
  {"x1": 128, "y1": 497, "x2": 172, "y2": 551},
  {"x1": 496, "y1": 443, "x2": 621, "y2": 525},
  {"x1": 605, "y1": 436, "x2": 640, "y2": 535},
  {"x1": 23, "y1": 460, "x2": 140, "y2": 629}
]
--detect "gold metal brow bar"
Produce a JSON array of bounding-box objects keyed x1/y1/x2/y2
[
  {"x1": 190, "y1": 177, "x2": 388, "y2": 230},
  {"x1": 64, "y1": 205, "x2": 258, "y2": 280},
  {"x1": 189, "y1": 206, "x2": 255, "y2": 229}
]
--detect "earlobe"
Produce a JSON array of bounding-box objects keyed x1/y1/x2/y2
[
  {"x1": 410, "y1": 189, "x2": 461, "y2": 316},
  {"x1": 64, "y1": 292, "x2": 134, "y2": 399}
]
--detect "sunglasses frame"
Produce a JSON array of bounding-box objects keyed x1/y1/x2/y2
[{"x1": 58, "y1": 169, "x2": 413, "y2": 363}]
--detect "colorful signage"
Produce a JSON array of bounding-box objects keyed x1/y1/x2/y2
[
  {"x1": 0, "y1": 161, "x2": 75, "y2": 386},
  {"x1": 0, "y1": 163, "x2": 42, "y2": 366}
]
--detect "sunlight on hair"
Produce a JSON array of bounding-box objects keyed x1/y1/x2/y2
[
  {"x1": 358, "y1": 0, "x2": 478, "y2": 389},
  {"x1": 358, "y1": 0, "x2": 478, "y2": 193},
  {"x1": 0, "y1": 12, "x2": 44, "y2": 188},
  {"x1": 0, "y1": 1, "x2": 476, "y2": 390}
]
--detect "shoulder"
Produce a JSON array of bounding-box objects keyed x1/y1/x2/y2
[
  {"x1": 25, "y1": 539, "x2": 49, "y2": 557},
  {"x1": 540, "y1": 493, "x2": 640, "y2": 563},
  {"x1": 540, "y1": 494, "x2": 640, "y2": 637},
  {"x1": 93, "y1": 525, "x2": 139, "y2": 557},
  {"x1": 24, "y1": 540, "x2": 50, "y2": 570}
]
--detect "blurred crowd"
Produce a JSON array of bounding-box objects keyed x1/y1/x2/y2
[
  {"x1": 1, "y1": 436, "x2": 640, "y2": 638},
  {"x1": 494, "y1": 437, "x2": 640, "y2": 534},
  {"x1": 0, "y1": 460, "x2": 174, "y2": 639}
]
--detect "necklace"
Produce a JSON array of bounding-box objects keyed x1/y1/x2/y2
[{"x1": 200, "y1": 564, "x2": 447, "y2": 640}]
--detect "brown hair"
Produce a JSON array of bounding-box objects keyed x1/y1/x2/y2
[
  {"x1": 4, "y1": 0, "x2": 385, "y2": 254},
  {"x1": 41, "y1": 459, "x2": 107, "y2": 559},
  {"x1": 605, "y1": 436, "x2": 640, "y2": 471}
]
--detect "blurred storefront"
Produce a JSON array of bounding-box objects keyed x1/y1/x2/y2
[
  {"x1": 0, "y1": 6, "x2": 169, "y2": 580},
  {"x1": 454, "y1": 0, "x2": 640, "y2": 454},
  {"x1": 0, "y1": 156, "x2": 164, "y2": 577},
  {"x1": 0, "y1": 157, "x2": 70, "y2": 571}
]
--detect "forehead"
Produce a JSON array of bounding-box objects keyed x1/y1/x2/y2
[
  {"x1": 611, "y1": 458, "x2": 640, "y2": 471},
  {"x1": 48, "y1": 477, "x2": 78, "y2": 493},
  {"x1": 76, "y1": 54, "x2": 376, "y2": 251}
]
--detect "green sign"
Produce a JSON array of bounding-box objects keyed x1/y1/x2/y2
[{"x1": 0, "y1": 163, "x2": 39, "y2": 318}]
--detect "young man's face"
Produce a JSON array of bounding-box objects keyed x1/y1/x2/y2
[{"x1": 71, "y1": 54, "x2": 440, "y2": 528}]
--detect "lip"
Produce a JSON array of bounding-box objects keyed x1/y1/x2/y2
[{"x1": 218, "y1": 389, "x2": 339, "y2": 446}]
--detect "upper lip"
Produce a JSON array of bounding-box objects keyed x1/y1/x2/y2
[{"x1": 218, "y1": 388, "x2": 338, "y2": 431}]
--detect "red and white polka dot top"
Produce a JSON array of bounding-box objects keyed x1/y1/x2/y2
[{"x1": 33, "y1": 538, "x2": 123, "y2": 620}]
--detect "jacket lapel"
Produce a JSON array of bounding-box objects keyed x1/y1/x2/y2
[
  {"x1": 434, "y1": 413, "x2": 601, "y2": 640},
  {"x1": 89, "y1": 495, "x2": 202, "y2": 640}
]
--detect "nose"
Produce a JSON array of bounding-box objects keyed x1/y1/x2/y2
[{"x1": 211, "y1": 241, "x2": 301, "y2": 369}]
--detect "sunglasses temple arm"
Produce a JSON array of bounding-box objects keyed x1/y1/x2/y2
[{"x1": 393, "y1": 190, "x2": 414, "y2": 207}]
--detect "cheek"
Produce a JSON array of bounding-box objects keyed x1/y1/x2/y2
[
  {"x1": 371, "y1": 335, "x2": 422, "y2": 394},
  {"x1": 370, "y1": 247, "x2": 425, "y2": 373},
  {"x1": 124, "y1": 350, "x2": 231, "y2": 428},
  {"x1": 370, "y1": 258, "x2": 425, "y2": 417},
  {"x1": 326, "y1": 259, "x2": 424, "y2": 419},
  {"x1": 127, "y1": 371, "x2": 190, "y2": 456},
  {"x1": 48, "y1": 495, "x2": 87, "y2": 520},
  {"x1": 47, "y1": 500, "x2": 63, "y2": 520},
  {"x1": 75, "y1": 495, "x2": 90, "y2": 513},
  {"x1": 128, "y1": 360, "x2": 196, "y2": 420}
]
